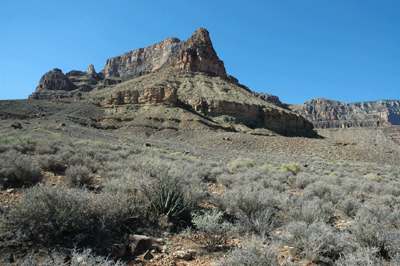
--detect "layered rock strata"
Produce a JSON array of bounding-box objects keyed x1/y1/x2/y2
[
  {"x1": 102, "y1": 37, "x2": 184, "y2": 79},
  {"x1": 103, "y1": 88, "x2": 178, "y2": 106},
  {"x1": 172, "y1": 28, "x2": 227, "y2": 78},
  {"x1": 186, "y1": 98, "x2": 314, "y2": 135},
  {"x1": 291, "y1": 98, "x2": 400, "y2": 128}
]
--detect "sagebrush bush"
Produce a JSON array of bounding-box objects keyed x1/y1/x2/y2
[
  {"x1": 5, "y1": 184, "x2": 136, "y2": 244},
  {"x1": 40, "y1": 154, "x2": 67, "y2": 172},
  {"x1": 218, "y1": 238, "x2": 280, "y2": 266},
  {"x1": 102, "y1": 170, "x2": 151, "y2": 202},
  {"x1": 192, "y1": 209, "x2": 235, "y2": 250},
  {"x1": 222, "y1": 183, "x2": 280, "y2": 217},
  {"x1": 284, "y1": 221, "x2": 353, "y2": 263},
  {"x1": 66, "y1": 165, "x2": 93, "y2": 186},
  {"x1": 334, "y1": 247, "x2": 386, "y2": 266},
  {"x1": 20, "y1": 248, "x2": 125, "y2": 266},
  {"x1": 236, "y1": 207, "x2": 280, "y2": 235},
  {"x1": 35, "y1": 141, "x2": 59, "y2": 155},
  {"x1": 286, "y1": 198, "x2": 335, "y2": 224},
  {"x1": 0, "y1": 150, "x2": 42, "y2": 188}
]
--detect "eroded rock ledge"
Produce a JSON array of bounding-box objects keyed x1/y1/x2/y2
[
  {"x1": 103, "y1": 88, "x2": 178, "y2": 106},
  {"x1": 186, "y1": 98, "x2": 314, "y2": 135}
]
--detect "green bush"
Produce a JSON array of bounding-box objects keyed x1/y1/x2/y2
[
  {"x1": 227, "y1": 157, "x2": 254, "y2": 172},
  {"x1": 278, "y1": 162, "x2": 300, "y2": 174},
  {"x1": 152, "y1": 188, "x2": 190, "y2": 222}
]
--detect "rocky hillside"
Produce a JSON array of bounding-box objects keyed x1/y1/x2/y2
[
  {"x1": 290, "y1": 98, "x2": 400, "y2": 128},
  {"x1": 28, "y1": 28, "x2": 315, "y2": 137}
]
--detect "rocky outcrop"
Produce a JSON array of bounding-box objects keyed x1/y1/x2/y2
[
  {"x1": 29, "y1": 69, "x2": 79, "y2": 99},
  {"x1": 101, "y1": 28, "x2": 249, "y2": 89},
  {"x1": 186, "y1": 98, "x2": 314, "y2": 135},
  {"x1": 103, "y1": 88, "x2": 178, "y2": 106},
  {"x1": 85, "y1": 64, "x2": 96, "y2": 75},
  {"x1": 290, "y1": 98, "x2": 400, "y2": 128},
  {"x1": 172, "y1": 28, "x2": 227, "y2": 78},
  {"x1": 102, "y1": 37, "x2": 184, "y2": 79},
  {"x1": 33, "y1": 68, "x2": 77, "y2": 92},
  {"x1": 254, "y1": 92, "x2": 287, "y2": 108}
]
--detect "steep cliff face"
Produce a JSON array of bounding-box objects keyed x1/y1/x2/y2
[
  {"x1": 102, "y1": 28, "x2": 229, "y2": 80},
  {"x1": 291, "y1": 98, "x2": 400, "y2": 128},
  {"x1": 102, "y1": 37, "x2": 184, "y2": 79},
  {"x1": 172, "y1": 28, "x2": 227, "y2": 78},
  {"x1": 185, "y1": 98, "x2": 314, "y2": 135}
]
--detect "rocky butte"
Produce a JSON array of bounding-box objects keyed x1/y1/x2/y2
[{"x1": 29, "y1": 28, "x2": 317, "y2": 136}]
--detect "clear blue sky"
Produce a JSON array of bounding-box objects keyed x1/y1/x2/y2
[{"x1": 1, "y1": 0, "x2": 399, "y2": 104}]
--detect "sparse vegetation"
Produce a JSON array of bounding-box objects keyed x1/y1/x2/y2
[{"x1": 2, "y1": 99, "x2": 400, "y2": 264}]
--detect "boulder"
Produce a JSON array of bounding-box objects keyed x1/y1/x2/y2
[{"x1": 128, "y1": 235, "x2": 152, "y2": 255}]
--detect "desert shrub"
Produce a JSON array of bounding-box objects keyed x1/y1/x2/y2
[
  {"x1": 304, "y1": 180, "x2": 333, "y2": 198},
  {"x1": 350, "y1": 211, "x2": 400, "y2": 257},
  {"x1": 35, "y1": 141, "x2": 60, "y2": 155},
  {"x1": 218, "y1": 238, "x2": 280, "y2": 266},
  {"x1": 236, "y1": 207, "x2": 280, "y2": 235},
  {"x1": 20, "y1": 248, "x2": 125, "y2": 266},
  {"x1": 260, "y1": 163, "x2": 275, "y2": 171},
  {"x1": 129, "y1": 154, "x2": 207, "y2": 207},
  {"x1": 0, "y1": 150, "x2": 42, "y2": 189},
  {"x1": 222, "y1": 184, "x2": 279, "y2": 217},
  {"x1": 67, "y1": 152, "x2": 102, "y2": 173},
  {"x1": 40, "y1": 154, "x2": 67, "y2": 172},
  {"x1": 336, "y1": 197, "x2": 361, "y2": 217},
  {"x1": 331, "y1": 172, "x2": 341, "y2": 177},
  {"x1": 278, "y1": 162, "x2": 300, "y2": 174},
  {"x1": 102, "y1": 171, "x2": 151, "y2": 202},
  {"x1": 284, "y1": 221, "x2": 353, "y2": 263},
  {"x1": 334, "y1": 247, "x2": 386, "y2": 266},
  {"x1": 66, "y1": 165, "x2": 93, "y2": 187},
  {"x1": 192, "y1": 209, "x2": 235, "y2": 250},
  {"x1": 216, "y1": 172, "x2": 235, "y2": 188},
  {"x1": 5, "y1": 184, "x2": 136, "y2": 244},
  {"x1": 227, "y1": 157, "x2": 254, "y2": 172},
  {"x1": 291, "y1": 172, "x2": 318, "y2": 189},
  {"x1": 367, "y1": 173, "x2": 382, "y2": 182},
  {"x1": 286, "y1": 198, "x2": 335, "y2": 224}
]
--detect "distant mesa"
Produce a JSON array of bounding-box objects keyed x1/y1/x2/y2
[{"x1": 289, "y1": 98, "x2": 400, "y2": 128}]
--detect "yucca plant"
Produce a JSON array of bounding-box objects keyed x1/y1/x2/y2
[{"x1": 152, "y1": 188, "x2": 190, "y2": 221}]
